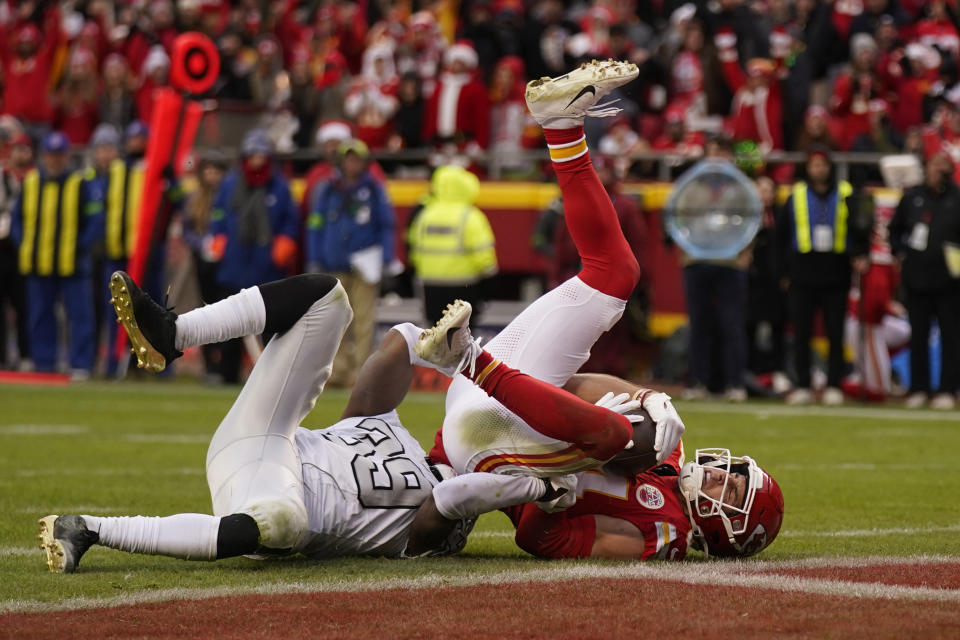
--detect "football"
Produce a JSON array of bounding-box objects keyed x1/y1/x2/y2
[{"x1": 603, "y1": 406, "x2": 659, "y2": 477}]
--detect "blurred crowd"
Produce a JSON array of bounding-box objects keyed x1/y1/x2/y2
[
  {"x1": 1, "y1": 0, "x2": 959, "y2": 178},
  {"x1": 0, "y1": 0, "x2": 958, "y2": 409}
]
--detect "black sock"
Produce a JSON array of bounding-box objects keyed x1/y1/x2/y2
[
  {"x1": 258, "y1": 274, "x2": 339, "y2": 337},
  {"x1": 215, "y1": 513, "x2": 260, "y2": 559}
]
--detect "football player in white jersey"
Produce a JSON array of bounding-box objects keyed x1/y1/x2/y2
[{"x1": 38, "y1": 271, "x2": 574, "y2": 572}]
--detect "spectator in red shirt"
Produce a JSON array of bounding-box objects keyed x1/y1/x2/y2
[
  {"x1": 723, "y1": 56, "x2": 785, "y2": 154},
  {"x1": 830, "y1": 33, "x2": 883, "y2": 150},
  {"x1": 344, "y1": 43, "x2": 400, "y2": 151},
  {"x1": 396, "y1": 11, "x2": 447, "y2": 99},
  {"x1": 651, "y1": 105, "x2": 706, "y2": 160},
  {"x1": 52, "y1": 49, "x2": 100, "y2": 146},
  {"x1": 909, "y1": 0, "x2": 959, "y2": 59},
  {"x1": 423, "y1": 42, "x2": 490, "y2": 156},
  {"x1": 1, "y1": 23, "x2": 60, "y2": 134},
  {"x1": 135, "y1": 46, "x2": 170, "y2": 125}
]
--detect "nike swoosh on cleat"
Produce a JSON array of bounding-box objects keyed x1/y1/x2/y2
[
  {"x1": 446, "y1": 328, "x2": 459, "y2": 350},
  {"x1": 564, "y1": 85, "x2": 596, "y2": 110}
]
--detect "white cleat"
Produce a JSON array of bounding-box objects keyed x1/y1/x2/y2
[
  {"x1": 525, "y1": 59, "x2": 639, "y2": 129},
  {"x1": 414, "y1": 300, "x2": 481, "y2": 377}
]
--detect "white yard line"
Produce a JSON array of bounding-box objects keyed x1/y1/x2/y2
[
  {"x1": 123, "y1": 434, "x2": 209, "y2": 444},
  {"x1": 780, "y1": 524, "x2": 960, "y2": 538},
  {"x1": 678, "y1": 402, "x2": 960, "y2": 422},
  {"x1": 15, "y1": 468, "x2": 203, "y2": 477},
  {"x1": 2, "y1": 555, "x2": 958, "y2": 615},
  {"x1": 473, "y1": 525, "x2": 960, "y2": 540},
  {"x1": 0, "y1": 547, "x2": 39, "y2": 557},
  {"x1": 0, "y1": 424, "x2": 89, "y2": 435}
]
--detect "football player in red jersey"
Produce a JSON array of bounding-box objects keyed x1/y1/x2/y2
[{"x1": 404, "y1": 61, "x2": 784, "y2": 560}]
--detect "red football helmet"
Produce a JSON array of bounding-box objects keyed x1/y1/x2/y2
[{"x1": 678, "y1": 448, "x2": 784, "y2": 558}]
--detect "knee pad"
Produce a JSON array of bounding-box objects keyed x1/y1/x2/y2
[
  {"x1": 241, "y1": 497, "x2": 308, "y2": 550},
  {"x1": 260, "y1": 273, "x2": 340, "y2": 336}
]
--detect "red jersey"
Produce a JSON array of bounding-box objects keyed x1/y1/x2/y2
[
  {"x1": 566, "y1": 447, "x2": 691, "y2": 561},
  {"x1": 510, "y1": 442, "x2": 692, "y2": 561}
]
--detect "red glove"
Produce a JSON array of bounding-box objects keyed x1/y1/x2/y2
[
  {"x1": 271, "y1": 234, "x2": 298, "y2": 270},
  {"x1": 203, "y1": 234, "x2": 227, "y2": 262}
]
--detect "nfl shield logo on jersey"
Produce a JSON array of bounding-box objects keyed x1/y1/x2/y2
[{"x1": 636, "y1": 484, "x2": 665, "y2": 510}]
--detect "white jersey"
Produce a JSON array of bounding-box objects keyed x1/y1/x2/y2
[{"x1": 292, "y1": 411, "x2": 439, "y2": 559}]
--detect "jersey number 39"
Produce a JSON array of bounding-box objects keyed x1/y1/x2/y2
[{"x1": 340, "y1": 419, "x2": 433, "y2": 509}]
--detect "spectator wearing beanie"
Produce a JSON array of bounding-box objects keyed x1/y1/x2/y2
[
  {"x1": 306, "y1": 139, "x2": 395, "y2": 387},
  {"x1": 207, "y1": 129, "x2": 299, "y2": 383},
  {"x1": 11, "y1": 131, "x2": 104, "y2": 379},
  {"x1": 136, "y1": 46, "x2": 171, "y2": 124},
  {"x1": 830, "y1": 33, "x2": 883, "y2": 150}
]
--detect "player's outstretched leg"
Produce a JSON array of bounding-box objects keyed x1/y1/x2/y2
[
  {"x1": 527, "y1": 60, "x2": 640, "y2": 300},
  {"x1": 42, "y1": 274, "x2": 349, "y2": 573},
  {"x1": 111, "y1": 271, "x2": 341, "y2": 372}
]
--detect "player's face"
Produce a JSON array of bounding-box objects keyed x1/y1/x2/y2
[{"x1": 699, "y1": 468, "x2": 747, "y2": 511}]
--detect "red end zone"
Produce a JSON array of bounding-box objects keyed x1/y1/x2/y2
[{"x1": 3, "y1": 560, "x2": 960, "y2": 639}]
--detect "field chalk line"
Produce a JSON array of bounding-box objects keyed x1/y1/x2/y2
[{"x1": 2, "y1": 555, "x2": 958, "y2": 615}]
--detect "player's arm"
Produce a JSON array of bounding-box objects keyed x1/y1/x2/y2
[
  {"x1": 514, "y1": 505, "x2": 647, "y2": 559},
  {"x1": 564, "y1": 373, "x2": 685, "y2": 465},
  {"x1": 341, "y1": 327, "x2": 417, "y2": 419},
  {"x1": 404, "y1": 472, "x2": 567, "y2": 557}
]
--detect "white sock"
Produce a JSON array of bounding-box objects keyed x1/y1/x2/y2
[
  {"x1": 175, "y1": 287, "x2": 266, "y2": 350},
  {"x1": 432, "y1": 473, "x2": 546, "y2": 520},
  {"x1": 391, "y1": 323, "x2": 440, "y2": 370},
  {"x1": 82, "y1": 514, "x2": 220, "y2": 560}
]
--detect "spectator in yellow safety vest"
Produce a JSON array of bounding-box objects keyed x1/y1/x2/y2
[
  {"x1": 777, "y1": 147, "x2": 871, "y2": 406},
  {"x1": 11, "y1": 131, "x2": 104, "y2": 379},
  {"x1": 407, "y1": 165, "x2": 498, "y2": 325}
]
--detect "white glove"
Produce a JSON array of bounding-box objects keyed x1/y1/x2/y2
[
  {"x1": 642, "y1": 392, "x2": 685, "y2": 464},
  {"x1": 536, "y1": 474, "x2": 578, "y2": 513},
  {"x1": 594, "y1": 392, "x2": 645, "y2": 422}
]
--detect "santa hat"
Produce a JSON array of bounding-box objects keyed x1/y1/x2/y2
[
  {"x1": 143, "y1": 45, "x2": 170, "y2": 76},
  {"x1": 316, "y1": 120, "x2": 353, "y2": 146},
  {"x1": 444, "y1": 41, "x2": 478, "y2": 69}
]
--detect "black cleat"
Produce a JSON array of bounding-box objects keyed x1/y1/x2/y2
[
  {"x1": 37, "y1": 515, "x2": 99, "y2": 573},
  {"x1": 109, "y1": 271, "x2": 182, "y2": 372}
]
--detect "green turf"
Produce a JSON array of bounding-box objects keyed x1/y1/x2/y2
[{"x1": 2, "y1": 381, "x2": 959, "y2": 606}]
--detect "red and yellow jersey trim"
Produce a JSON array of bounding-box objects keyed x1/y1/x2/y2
[{"x1": 474, "y1": 443, "x2": 590, "y2": 473}]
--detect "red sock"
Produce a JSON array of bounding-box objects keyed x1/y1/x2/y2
[
  {"x1": 466, "y1": 349, "x2": 631, "y2": 461},
  {"x1": 543, "y1": 126, "x2": 639, "y2": 300}
]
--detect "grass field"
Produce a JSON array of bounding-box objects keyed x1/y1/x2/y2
[{"x1": 2, "y1": 380, "x2": 960, "y2": 622}]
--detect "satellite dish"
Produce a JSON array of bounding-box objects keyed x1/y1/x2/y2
[{"x1": 663, "y1": 159, "x2": 762, "y2": 259}]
